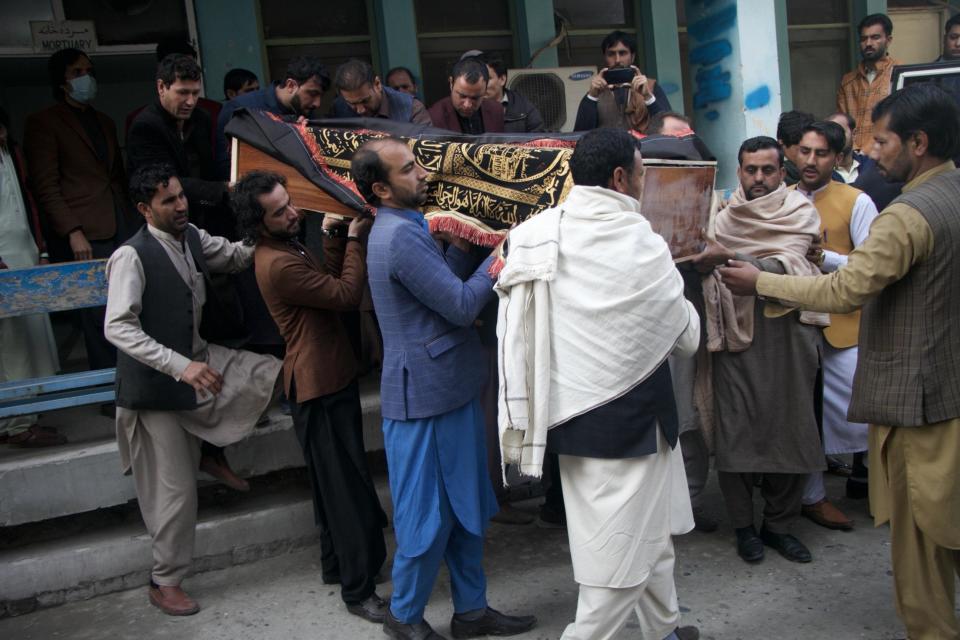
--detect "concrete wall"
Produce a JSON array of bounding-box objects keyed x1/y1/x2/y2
[
  {"x1": 194, "y1": 0, "x2": 267, "y2": 100},
  {"x1": 683, "y1": 0, "x2": 782, "y2": 189}
]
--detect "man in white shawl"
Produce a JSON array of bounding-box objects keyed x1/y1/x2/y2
[
  {"x1": 692, "y1": 136, "x2": 827, "y2": 566},
  {"x1": 496, "y1": 128, "x2": 700, "y2": 640}
]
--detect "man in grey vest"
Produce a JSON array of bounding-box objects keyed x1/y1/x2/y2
[
  {"x1": 104, "y1": 164, "x2": 282, "y2": 616},
  {"x1": 332, "y1": 59, "x2": 432, "y2": 125},
  {"x1": 718, "y1": 84, "x2": 960, "y2": 640}
]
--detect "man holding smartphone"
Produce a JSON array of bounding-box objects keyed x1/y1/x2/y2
[{"x1": 573, "y1": 30, "x2": 673, "y2": 133}]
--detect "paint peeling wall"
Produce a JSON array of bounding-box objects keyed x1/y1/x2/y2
[{"x1": 684, "y1": 0, "x2": 782, "y2": 188}]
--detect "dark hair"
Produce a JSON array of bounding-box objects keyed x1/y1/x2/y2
[
  {"x1": 737, "y1": 136, "x2": 784, "y2": 167},
  {"x1": 450, "y1": 57, "x2": 489, "y2": 85},
  {"x1": 600, "y1": 30, "x2": 636, "y2": 55},
  {"x1": 801, "y1": 121, "x2": 846, "y2": 155},
  {"x1": 156, "y1": 38, "x2": 196, "y2": 62},
  {"x1": 129, "y1": 164, "x2": 179, "y2": 207},
  {"x1": 479, "y1": 54, "x2": 507, "y2": 79},
  {"x1": 386, "y1": 66, "x2": 416, "y2": 85},
  {"x1": 776, "y1": 110, "x2": 815, "y2": 147},
  {"x1": 872, "y1": 83, "x2": 960, "y2": 160},
  {"x1": 827, "y1": 111, "x2": 856, "y2": 131},
  {"x1": 859, "y1": 13, "x2": 893, "y2": 37},
  {"x1": 284, "y1": 56, "x2": 330, "y2": 91},
  {"x1": 946, "y1": 13, "x2": 960, "y2": 34},
  {"x1": 47, "y1": 48, "x2": 91, "y2": 101},
  {"x1": 569, "y1": 128, "x2": 640, "y2": 187},
  {"x1": 223, "y1": 68, "x2": 258, "y2": 98},
  {"x1": 335, "y1": 59, "x2": 376, "y2": 92},
  {"x1": 231, "y1": 171, "x2": 287, "y2": 245},
  {"x1": 648, "y1": 111, "x2": 693, "y2": 134},
  {"x1": 351, "y1": 138, "x2": 405, "y2": 206},
  {"x1": 156, "y1": 54, "x2": 202, "y2": 87}
]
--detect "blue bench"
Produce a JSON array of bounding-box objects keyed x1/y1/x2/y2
[{"x1": 0, "y1": 260, "x2": 115, "y2": 418}]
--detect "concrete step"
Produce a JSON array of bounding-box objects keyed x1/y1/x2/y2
[
  {"x1": 0, "y1": 479, "x2": 323, "y2": 617},
  {"x1": 0, "y1": 378, "x2": 385, "y2": 527}
]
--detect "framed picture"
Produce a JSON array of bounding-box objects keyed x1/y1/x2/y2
[{"x1": 892, "y1": 61, "x2": 960, "y2": 91}]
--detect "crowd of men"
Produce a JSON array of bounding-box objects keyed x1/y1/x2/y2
[{"x1": 2, "y1": 11, "x2": 960, "y2": 640}]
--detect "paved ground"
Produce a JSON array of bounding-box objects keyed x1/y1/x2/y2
[{"x1": 0, "y1": 473, "x2": 907, "y2": 640}]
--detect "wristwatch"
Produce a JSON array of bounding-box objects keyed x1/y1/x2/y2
[{"x1": 321, "y1": 226, "x2": 347, "y2": 239}]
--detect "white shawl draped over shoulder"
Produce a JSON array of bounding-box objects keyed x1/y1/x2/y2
[{"x1": 495, "y1": 185, "x2": 699, "y2": 478}]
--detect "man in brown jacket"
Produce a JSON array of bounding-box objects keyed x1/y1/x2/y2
[
  {"x1": 428, "y1": 57, "x2": 504, "y2": 134},
  {"x1": 232, "y1": 171, "x2": 388, "y2": 625},
  {"x1": 24, "y1": 47, "x2": 134, "y2": 369}
]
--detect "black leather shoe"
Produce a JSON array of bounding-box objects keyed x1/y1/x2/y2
[
  {"x1": 383, "y1": 608, "x2": 447, "y2": 640},
  {"x1": 735, "y1": 525, "x2": 764, "y2": 563},
  {"x1": 346, "y1": 592, "x2": 387, "y2": 623},
  {"x1": 450, "y1": 607, "x2": 537, "y2": 638},
  {"x1": 760, "y1": 526, "x2": 812, "y2": 563},
  {"x1": 676, "y1": 626, "x2": 701, "y2": 640}
]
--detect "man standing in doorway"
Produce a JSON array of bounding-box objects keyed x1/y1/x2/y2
[{"x1": 837, "y1": 13, "x2": 901, "y2": 152}]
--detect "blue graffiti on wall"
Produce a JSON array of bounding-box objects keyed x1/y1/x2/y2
[
  {"x1": 744, "y1": 85, "x2": 771, "y2": 110},
  {"x1": 688, "y1": 2, "x2": 737, "y2": 113}
]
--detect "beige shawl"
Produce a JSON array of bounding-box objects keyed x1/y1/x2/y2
[{"x1": 703, "y1": 183, "x2": 829, "y2": 353}]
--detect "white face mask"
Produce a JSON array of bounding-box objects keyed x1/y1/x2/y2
[{"x1": 68, "y1": 74, "x2": 97, "y2": 104}]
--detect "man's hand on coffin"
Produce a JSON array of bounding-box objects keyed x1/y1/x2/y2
[
  {"x1": 588, "y1": 69, "x2": 611, "y2": 98},
  {"x1": 717, "y1": 259, "x2": 761, "y2": 296},
  {"x1": 322, "y1": 214, "x2": 347, "y2": 232},
  {"x1": 181, "y1": 361, "x2": 224, "y2": 398},
  {"x1": 348, "y1": 215, "x2": 373, "y2": 240},
  {"x1": 431, "y1": 230, "x2": 471, "y2": 253},
  {"x1": 691, "y1": 237, "x2": 735, "y2": 273}
]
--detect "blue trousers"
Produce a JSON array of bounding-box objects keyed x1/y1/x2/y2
[{"x1": 390, "y1": 478, "x2": 488, "y2": 623}]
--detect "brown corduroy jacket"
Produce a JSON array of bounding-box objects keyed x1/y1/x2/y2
[{"x1": 254, "y1": 234, "x2": 366, "y2": 403}]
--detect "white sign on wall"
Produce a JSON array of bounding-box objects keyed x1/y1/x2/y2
[{"x1": 30, "y1": 21, "x2": 98, "y2": 54}]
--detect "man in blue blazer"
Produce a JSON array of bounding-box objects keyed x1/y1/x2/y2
[{"x1": 352, "y1": 138, "x2": 536, "y2": 640}]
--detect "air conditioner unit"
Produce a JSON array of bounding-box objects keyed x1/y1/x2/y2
[{"x1": 506, "y1": 66, "x2": 596, "y2": 132}]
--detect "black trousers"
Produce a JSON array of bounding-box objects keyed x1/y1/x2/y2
[{"x1": 288, "y1": 376, "x2": 387, "y2": 604}]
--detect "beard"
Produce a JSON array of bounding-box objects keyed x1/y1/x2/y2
[
  {"x1": 289, "y1": 93, "x2": 311, "y2": 117},
  {"x1": 394, "y1": 188, "x2": 428, "y2": 210},
  {"x1": 861, "y1": 44, "x2": 886, "y2": 62}
]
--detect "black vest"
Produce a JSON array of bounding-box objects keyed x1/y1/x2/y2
[
  {"x1": 547, "y1": 359, "x2": 679, "y2": 458},
  {"x1": 115, "y1": 226, "x2": 213, "y2": 411}
]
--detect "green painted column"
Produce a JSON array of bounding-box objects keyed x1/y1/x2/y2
[
  {"x1": 194, "y1": 0, "x2": 267, "y2": 100},
  {"x1": 513, "y1": 0, "x2": 559, "y2": 68},
  {"x1": 371, "y1": 0, "x2": 423, "y2": 84},
  {"x1": 638, "y1": 0, "x2": 684, "y2": 111},
  {"x1": 774, "y1": 0, "x2": 792, "y2": 111},
  {"x1": 850, "y1": 0, "x2": 888, "y2": 64}
]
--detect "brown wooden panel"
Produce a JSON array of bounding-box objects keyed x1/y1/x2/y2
[
  {"x1": 235, "y1": 141, "x2": 358, "y2": 217},
  {"x1": 640, "y1": 160, "x2": 716, "y2": 261}
]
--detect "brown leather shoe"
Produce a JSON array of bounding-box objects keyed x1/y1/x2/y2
[
  {"x1": 6, "y1": 424, "x2": 67, "y2": 448},
  {"x1": 802, "y1": 499, "x2": 853, "y2": 530},
  {"x1": 199, "y1": 454, "x2": 250, "y2": 492},
  {"x1": 148, "y1": 581, "x2": 200, "y2": 616}
]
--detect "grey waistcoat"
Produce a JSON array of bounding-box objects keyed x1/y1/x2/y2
[
  {"x1": 115, "y1": 226, "x2": 210, "y2": 411},
  {"x1": 848, "y1": 168, "x2": 960, "y2": 427}
]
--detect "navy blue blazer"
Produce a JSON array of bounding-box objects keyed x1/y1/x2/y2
[{"x1": 366, "y1": 207, "x2": 496, "y2": 420}]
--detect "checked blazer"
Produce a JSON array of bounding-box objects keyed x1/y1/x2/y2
[{"x1": 366, "y1": 207, "x2": 496, "y2": 420}]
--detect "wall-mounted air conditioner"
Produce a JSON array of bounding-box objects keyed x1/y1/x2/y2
[{"x1": 506, "y1": 66, "x2": 596, "y2": 132}]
